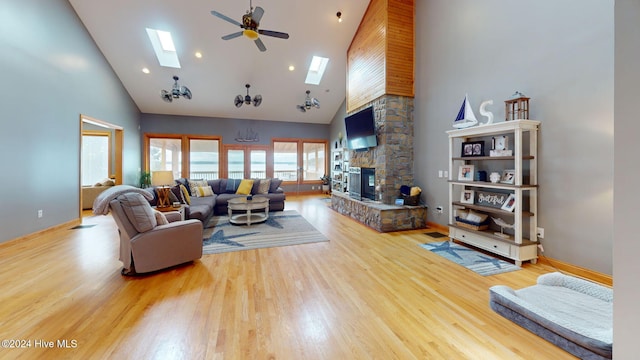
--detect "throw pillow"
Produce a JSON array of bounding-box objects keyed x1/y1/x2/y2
[
  {"x1": 118, "y1": 193, "x2": 157, "y2": 233},
  {"x1": 269, "y1": 178, "x2": 283, "y2": 193},
  {"x1": 225, "y1": 179, "x2": 241, "y2": 193},
  {"x1": 170, "y1": 185, "x2": 183, "y2": 203},
  {"x1": 236, "y1": 179, "x2": 254, "y2": 195},
  {"x1": 179, "y1": 184, "x2": 191, "y2": 205},
  {"x1": 258, "y1": 179, "x2": 271, "y2": 194},
  {"x1": 194, "y1": 185, "x2": 214, "y2": 197},
  {"x1": 153, "y1": 209, "x2": 169, "y2": 225},
  {"x1": 188, "y1": 179, "x2": 208, "y2": 197},
  {"x1": 250, "y1": 179, "x2": 261, "y2": 194}
]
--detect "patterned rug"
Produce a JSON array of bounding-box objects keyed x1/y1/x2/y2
[
  {"x1": 202, "y1": 210, "x2": 328, "y2": 254},
  {"x1": 420, "y1": 241, "x2": 521, "y2": 276}
]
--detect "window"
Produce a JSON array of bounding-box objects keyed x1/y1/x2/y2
[
  {"x1": 145, "y1": 135, "x2": 221, "y2": 180},
  {"x1": 82, "y1": 131, "x2": 111, "y2": 186},
  {"x1": 190, "y1": 139, "x2": 219, "y2": 180},
  {"x1": 273, "y1": 141, "x2": 298, "y2": 181},
  {"x1": 149, "y1": 137, "x2": 182, "y2": 178},
  {"x1": 273, "y1": 139, "x2": 328, "y2": 183}
]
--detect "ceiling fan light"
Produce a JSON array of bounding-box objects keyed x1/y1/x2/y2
[{"x1": 243, "y1": 29, "x2": 259, "y2": 40}]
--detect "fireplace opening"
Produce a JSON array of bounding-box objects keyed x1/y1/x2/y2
[
  {"x1": 349, "y1": 167, "x2": 375, "y2": 201},
  {"x1": 361, "y1": 168, "x2": 375, "y2": 200}
]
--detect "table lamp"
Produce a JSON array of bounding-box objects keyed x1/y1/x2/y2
[{"x1": 151, "y1": 170, "x2": 174, "y2": 209}]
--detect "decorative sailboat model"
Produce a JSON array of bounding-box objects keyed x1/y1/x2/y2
[{"x1": 453, "y1": 94, "x2": 479, "y2": 129}]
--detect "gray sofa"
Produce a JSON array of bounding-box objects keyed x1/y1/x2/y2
[{"x1": 145, "y1": 178, "x2": 286, "y2": 224}]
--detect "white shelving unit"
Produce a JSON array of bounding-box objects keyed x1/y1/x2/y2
[
  {"x1": 447, "y1": 120, "x2": 540, "y2": 266},
  {"x1": 332, "y1": 147, "x2": 349, "y2": 193}
]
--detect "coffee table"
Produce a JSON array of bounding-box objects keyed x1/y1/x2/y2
[{"x1": 227, "y1": 196, "x2": 270, "y2": 226}]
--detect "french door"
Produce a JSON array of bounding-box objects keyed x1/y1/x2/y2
[{"x1": 222, "y1": 144, "x2": 271, "y2": 179}]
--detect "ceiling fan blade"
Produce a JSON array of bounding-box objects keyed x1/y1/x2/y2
[
  {"x1": 251, "y1": 7, "x2": 264, "y2": 25},
  {"x1": 161, "y1": 90, "x2": 173, "y2": 103},
  {"x1": 234, "y1": 95, "x2": 244, "y2": 108},
  {"x1": 253, "y1": 95, "x2": 262, "y2": 107},
  {"x1": 222, "y1": 31, "x2": 243, "y2": 40},
  {"x1": 258, "y1": 29, "x2": 289, "y2": 39},
  {"x1": 211, "y1": 11, "x2": 242, "y2": 27},
  {"x1": 296, "y1": 105, "x2": 306, "y2": 113},
  {"x1": 254, "y1": 38, "x2": 266, "y2": 52},
  {"x1": 181, "y1": 86, "x2": 192, "y2": 100},
  {"x1": 312, "y1": 98, "x2": 320, "y2": 108}
]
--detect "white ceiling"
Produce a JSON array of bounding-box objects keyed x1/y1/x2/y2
[{"x1": 68, "y1": 0, "x2": 371, "y2": 125}]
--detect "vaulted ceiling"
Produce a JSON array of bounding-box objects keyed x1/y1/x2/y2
[{"x1": 69, "y1": 0, "x2": 371, "y2": 124}]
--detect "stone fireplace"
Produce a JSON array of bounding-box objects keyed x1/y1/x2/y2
[
  {"x1": 331, "y1": 94, "x2": 427, "y2": 232},
  {"x1": 349, "y1": 94, "x2": 415, "y2": 205}
]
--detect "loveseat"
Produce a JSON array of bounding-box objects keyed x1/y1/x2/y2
[{"x1": 145, "y1": 178, "x2": 286, "y2": 224}]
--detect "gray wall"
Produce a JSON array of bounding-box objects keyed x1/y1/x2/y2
[
  {"x1": 614, "y1": 0, "x2": 640, "y2": 357},
  {"x1": 140, "y1": 114, "x2": 329, "y2": 145},
  {"x1": 0, "y1": 0, "x2": 141, "y2": 243},
  {"x1": 413, "y1": 0, "x2": 614, "y2": 274}
]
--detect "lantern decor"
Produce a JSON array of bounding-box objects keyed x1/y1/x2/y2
[{"x1": 504, "y1": 91, "x2": 530, "y2": 121}]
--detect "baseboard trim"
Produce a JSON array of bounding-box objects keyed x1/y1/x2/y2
[
  {"x1": 1, "y1": 218, "x2": 81, "y2": 248},
  {"x1": 426, "y1": 221, "x2": 449, "y2": 234},
  {"x1": 538, "y1": 255, "x2": 612, "y2": 287}
]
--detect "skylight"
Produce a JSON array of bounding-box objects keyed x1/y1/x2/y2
[
  {"x1": 146, "y1": 28, "x2": 181, "y2": 68},
  {"x1": 305, "y1": 56, "x2": 329, "y2": 85}
]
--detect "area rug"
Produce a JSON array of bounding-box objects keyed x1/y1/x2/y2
[
  {"x1": 202, "y1": 210, "x2": 328, "y2": 254},
  {"x1": 420, "y1": 241, "x2": 521, "y2": 276}
]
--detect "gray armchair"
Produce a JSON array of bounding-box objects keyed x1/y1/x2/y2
[{"x1": 109, "y1": 193, "x2": 203, "y2": 275}]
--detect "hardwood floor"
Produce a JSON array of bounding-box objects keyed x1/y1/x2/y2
[{"x1": 0, "y1": 195, "x2": 580, "y2": 359}]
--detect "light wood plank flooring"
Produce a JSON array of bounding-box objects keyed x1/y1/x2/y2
[{"x1": 0, "y1": 195, "x2": 579, "y2": 359}]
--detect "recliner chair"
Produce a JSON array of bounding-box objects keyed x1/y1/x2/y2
[{"x1": 109, "y1": 192, "x2": 203, "y2": 275}]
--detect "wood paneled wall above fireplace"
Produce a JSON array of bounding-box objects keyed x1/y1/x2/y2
[{"x1": 346, "y1": 0, "x2": 414, "y2": 112}]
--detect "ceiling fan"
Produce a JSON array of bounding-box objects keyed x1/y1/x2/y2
[
  {"x1": 211, "y1": 0, "x2": 289, "y2": 52},
  {"x1": 161, "y1": 76, "x2": 192, "y2": 103},
  {"x1": 296, "y1": 90, "x2": 320, "y2": 113},
  {"x1": 235, "y1": 84, "x2": 262, "y2": 108}
]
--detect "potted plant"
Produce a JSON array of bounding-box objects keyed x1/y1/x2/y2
[
  {"x1": 320, "y1": 174, "x2": 331, "y2": 193},
  {"x1": 139, "y1": 171, "x2": 151, "y2": 188}
]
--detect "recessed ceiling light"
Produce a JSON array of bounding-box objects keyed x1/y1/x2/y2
[
  {"x1": 195, "y1": 52, "x2": 202, "y2": 58},
  {"x1": 145, "y1": 28, "x2": 181, "y2": 68},
  {"x1": 142, "y1": 68, "x2": 150, "y2": 74},
  {"x1": 288, "y1": 65, "x2": 295, "y2": 71},
  {"x1": 305, "y1": 56, "x2": 329, "y2": 85}
]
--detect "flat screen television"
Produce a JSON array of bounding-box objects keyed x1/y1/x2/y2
[{"x1": 345, "y1": 107, "x2": 377, "y2": 150}]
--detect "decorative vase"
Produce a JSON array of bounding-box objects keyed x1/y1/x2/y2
[{"x1": 490, "y1": 172, "x2": 501, "y2": 183}]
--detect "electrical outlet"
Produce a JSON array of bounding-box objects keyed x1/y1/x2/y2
[
  {"x1": 37, "y1": 210, "x2": 43, "y2": 218},
  {"x1": 444, "y1": 170, "x2": 448, "y2": 178},
  {"x1": 537, "y1": 227, "x2": 544, "y2": 239},
  {"x1": 438, "y1": 170, "x2": 443, "y2": 178}
]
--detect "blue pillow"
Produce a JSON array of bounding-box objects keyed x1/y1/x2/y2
[{"x1": 225, "y1": 179, "x2": 241, "y2": 193}]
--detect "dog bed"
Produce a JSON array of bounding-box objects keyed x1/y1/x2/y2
[{"x1": 489, "y1": 272, "x2": 612, "y2": 359}]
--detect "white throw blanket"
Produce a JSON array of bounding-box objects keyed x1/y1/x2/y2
[{"x1": 93, "y1": 185, "x2": 155, "y2": 215}]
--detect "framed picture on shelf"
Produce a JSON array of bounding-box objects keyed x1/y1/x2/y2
[
  {"x1": 458, "y1": 165, "x2": 475, "y2": 181},
  {"x1": 500, "y1": 169, "x2": 515, "y2": 184},
  {"x1": 501, "y1": 194, "x2": 516, "y2": 212},
  {"x1": 491, "y1": 135, "x2": 509, "y2": 151},
  {"x1": 461, "y1": 141, "x2": 485, "y2": 157},
  {"x1": 460, "y1": 190, "x2": 475, "y2": 204}
]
